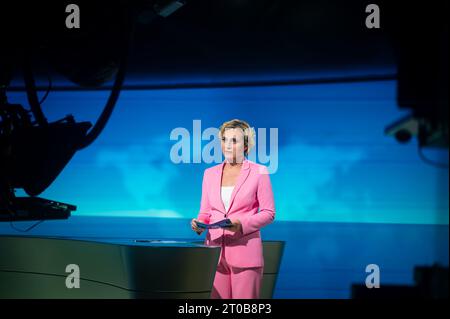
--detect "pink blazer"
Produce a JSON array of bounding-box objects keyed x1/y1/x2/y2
[{"x1": 197, "y1": 158, "x2": 275, "y2": 268}]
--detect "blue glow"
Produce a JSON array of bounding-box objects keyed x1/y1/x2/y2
[{"x1": 8, "y1": 80, "x2": 449, "y2": 224}]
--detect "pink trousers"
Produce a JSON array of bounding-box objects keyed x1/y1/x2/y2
[{"x1": 210, "y1": 246, "x2": 263, "y2": 299}]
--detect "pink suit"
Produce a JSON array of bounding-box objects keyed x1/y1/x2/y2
[{"x1": 197, "y1": 158, "x2": 275, "y2": 299}]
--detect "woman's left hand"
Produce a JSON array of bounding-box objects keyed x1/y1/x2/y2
[{"x1": 227, "y1": 219, "x2": 242, "y2": 233}]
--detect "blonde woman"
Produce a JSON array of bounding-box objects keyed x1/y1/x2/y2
[{"x1": 191, "y1": 119, "x2": 276, "y2": 299}]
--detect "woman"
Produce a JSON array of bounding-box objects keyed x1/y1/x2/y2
[{"x1": 191, "y1": 119, "x2": 276, "y2": 299}]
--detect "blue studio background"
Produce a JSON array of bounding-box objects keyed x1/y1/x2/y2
[{"x1": 2, "y1": 73, "x2": 449, "y2": 298}]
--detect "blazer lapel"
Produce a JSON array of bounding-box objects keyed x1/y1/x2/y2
[
  {"x1": 214, "y1": 161, "x2": 227, "y2": 214},
  {"x1": 227, "y1": 161, "x2": 250, "y2": 214},
  {"x1": 215, "y1": 159, "x2": 251, "y2": 214}
]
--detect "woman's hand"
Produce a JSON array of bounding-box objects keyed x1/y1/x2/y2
[
  {"x1": 191, "y1": 218, "x2": 204, "y2": 235},
  {"x1": 227, "y1": 219, "x2": 242, "y2": 233}
]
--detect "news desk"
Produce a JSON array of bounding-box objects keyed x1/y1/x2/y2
[
  {"x1": 0, "y1": 236, "x2": 220, "y2": 298},
  {"x1": 0, "y1": 236, "x2": 284, "y2": 298}
]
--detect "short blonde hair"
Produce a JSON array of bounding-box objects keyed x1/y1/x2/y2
[{"x1": 218, "y1": 119, "x2": 256, "y2": 156}]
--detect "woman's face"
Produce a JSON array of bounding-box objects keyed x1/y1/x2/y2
[{"x1": 221, "y1": 128, "x2": 246, "y2": 163}]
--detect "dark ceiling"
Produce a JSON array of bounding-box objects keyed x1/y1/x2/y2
[{"x1": 1, "y1": 0, "x2": 447, "y2": 88}]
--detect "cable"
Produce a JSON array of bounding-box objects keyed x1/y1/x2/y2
[
  {"x1": 1, "y1": 194, "x2": 45, "y2": 233},
  {"x1": 23, "y1": 54, "x2": 48, "y2": 126},
  {"x1": 418, "y1": 146, "x2": 449, "y2": 169},
  {"x1": 77, "y1": 10, "x2": 136, "y2": 150},
  {"x1": 38, "y1": 73, "x2": 52, "y2": 105},
  {"x1": 10, "y1": 219, "x2": 45, "y2": 232},
  {"x1": 5, "y1": 205, "x2": 46, "y2": 232}
]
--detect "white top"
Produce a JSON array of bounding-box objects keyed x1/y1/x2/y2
[{"x1": 221, "y1": 186, "x2": 234, "y2": 213}]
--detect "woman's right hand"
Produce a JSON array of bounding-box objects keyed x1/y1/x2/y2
[{"x1": 191, "y1": 218, "x2": 204, "y2": 235}]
